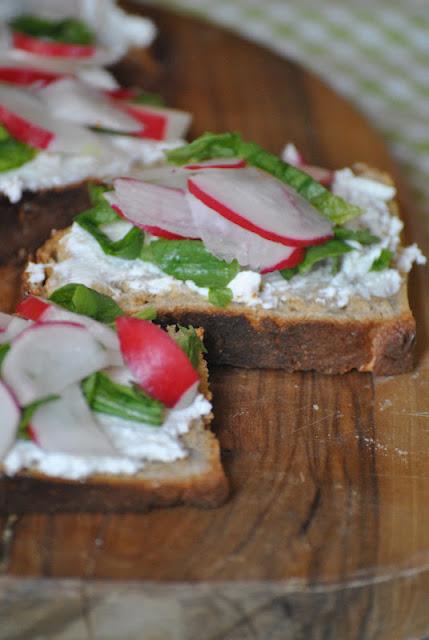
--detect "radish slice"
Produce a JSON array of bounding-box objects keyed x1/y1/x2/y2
[
  {"x1": 12, "y1": 32, "x2": 96, "y2": 59},
  {"x1": 110, "y1": 196, "x2": 190, "y2": 241},
  {"x1": 110, "y1": 178, "x2": 199, "y2": 239},
  {"x1": 30, "y1": 384, "x2": 116, "y2": 456},
  {"x1": 0, "y1": 381, "x2": 20, "y2": 460},
  {"x1": 39, "y1": 78, "x2": 143, "y2": 133},
  {"x1": 104, "y1": 87, "x2": 139, "y2": 101},
  {"x1": 184, "y1": 158, "x2": 246, "y2": 170},
  {"x1": 188, "y1": 167, "x2": 333, "y2": 248},
  {"x1": 116, "y1": 317, "x2": 199, "y2": 408},
  {"x1": 2, "y1": 321, "x2": 111, "y2": 406},
  {"x1": 186, "y1": 192, "x2": 303, "y2": 272},
  {"x1": 116, "y1": 103, "x2": 192, "y2": 141},
  {"x1": 0, "y1": 66, "x2": 65, "y2": 87},
  {"x1": 0, "y1": 315, "x2": 31, "y2": 344},
  {"x1": 17, "y1": 296, "x2": 122, "y2": 365},
  {"x1": 16, "y1": 296, "x2": 50, "y2": 321},
  {"x1": 0, "y1": 312, "x2": 14, "y2": 330},
  {"x1": 0, "y1": 84, "x2": 106, "y2": 153}
]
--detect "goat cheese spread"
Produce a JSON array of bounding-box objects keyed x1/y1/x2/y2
[
  {"x1": 0, "y1": 148, "x2": 132, "y2": 203},
  {"x1": 4, "y1": 393, "x2": 211, "y2": 480},
  {"x1": 26, "y1": 169, "x2": 426, "y2": 309}
]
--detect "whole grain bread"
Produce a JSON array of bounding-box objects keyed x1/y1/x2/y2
[
  {"x1": 23, "y1": 166, "x2": 416, "y2": 375},
  {"x1": 0, "y1": 339, "x2": 228, "y2": 513}
]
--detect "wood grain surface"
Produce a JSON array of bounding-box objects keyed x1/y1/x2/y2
[{"x1": 0, "y1": 4, "x2": 429, "y2": 639}]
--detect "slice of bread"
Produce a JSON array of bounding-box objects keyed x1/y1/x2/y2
[
  {"x1": 23, "y1": 166, "x2": 416, "y2": 376},
  {"x1": 0, "y1": 334, "x2": 228, "y2": 513}
]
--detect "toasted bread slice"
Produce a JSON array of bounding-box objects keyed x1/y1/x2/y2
[
  {"x1": 23, "y1": 166, "x2": 416, "y2": 375},
  {"x1": 0, "y1": 335, "x2": 228, "y2": 513}
]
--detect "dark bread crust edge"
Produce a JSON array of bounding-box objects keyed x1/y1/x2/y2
[
  {"x1": 154, "y1": 304, "x2": 415, "y2": 375},
  {"x1": 0, "y1": 334, "x2": 229, "y2": 513}
]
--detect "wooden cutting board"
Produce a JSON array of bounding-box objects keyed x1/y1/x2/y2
[{"x1": 0, "y1": 5, "x2": 429, "y2": 639}]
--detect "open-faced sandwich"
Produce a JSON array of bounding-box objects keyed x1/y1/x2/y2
[
  {"x1": 0, "y1": 283, "x2": 227, "y2": 511},
  {"x1": 0, "y1": 0, "x2": 156, "y2": 69},
  {"x1": 25, "y1": 133, "x2": 426, "y2": 375}
]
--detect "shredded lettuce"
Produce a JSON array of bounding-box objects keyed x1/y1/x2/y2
[
  {"x1": 76, "y1": 184, "x2": 144, "y2": 259},
  {"x1": 0, "y1": 343, "x2": 10, "y2": 369},
  {"x1": 208, "y1": 287, "x2": 233, "y2": 308},
  {"x1": 167, "y1": 132, "x2": 362, "y2": 224},
  {"x1": 171, "y1": 326, "x2": 207, "y2": 369},
  {"x1": 18, "y1": 395, "x2": 59, "y2": 439},
  {"x1": 0, "y1": 125, "x2": 36, "y2": 172},
  {"x1": 10, "y1": 15, "x2": 95, "y2": 45},
  {"x1": 82, "y1": 372, "x2": 164, "y2": 426},
  {"x1": 49, "y1": 283, "x2": 124, "y2": 324},
  {"x1": 141, "y1": 238, "x2": 239, "y2": 289},
  {"x1": 371, "y1": 249, "x2": 393, "y2": 271}
]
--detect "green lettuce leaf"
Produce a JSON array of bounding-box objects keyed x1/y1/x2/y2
[
  {"x1": 0, "y1": 125, "x2": 37, "y2": 172},
  {"x1": 76, "y1": 186, "x2": 144, "y2": 259},
  {"x1": 280, "y1": 239, "x2": 353, "y2": 280},
  {"x1": 141, "y1": 239, "x2": 239, "y2": 289},
  {"x1": 49, "y1": 283, "x2": 124, "y2": 324},
  {"x1": 167, "y1": 132, "x2": 362, "y2": 224},
  {"x1": 333, "y1": 227, "x2": 380, "y2": 245},
  {"x1": 370, "y1": 249, "x2": 393, "y2": 271},
  {"x1": 132, "y1": 306, "x2": 157, "y2": 321},
  {"x1": 132, "y1": 91, "x2": 165, "y2": 106},
  {"x1": 18, "y1": 395, "x2": 59, "y2": 439},
  {"x1": 82, "y1": 372, "x2": 164, "y2": 426},
  {"x1": 10, "y1": 15, "x2": 95, "y2": 44},
  {"x1": 0, "y1": 343, "x2": 10, "y2": 369},
  {"x1": 208, "y1": 287, "x2": 233, "y2": 308},
  {"x1": 171, "y1": 326, "x2": 207, "y2": 369}
]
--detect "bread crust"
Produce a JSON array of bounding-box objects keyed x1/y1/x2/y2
[
  {"x1": 0, "y1": 182, "x2": 90, "y2": 265},
  {"x1": 0, "y1": 332, "x2": 229, "y2": 512},
  {"x1": 22, "y1": 165, "x2": 417, "y2": 376}
]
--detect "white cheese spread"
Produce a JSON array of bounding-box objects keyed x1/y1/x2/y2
[
  {"x1": 4, "y1": 393, "x2": 212, "y2": 480},
  {"x1": 26, "y1": 168, "x2": 426, "y2": 310},
  {"x1": 0, "y1": 148, "x2": 132, "y2": 203}
]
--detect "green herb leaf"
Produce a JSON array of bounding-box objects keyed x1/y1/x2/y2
[
  {"x1": 82, "y1": 372, "x2": 164, "y2": 426},
  {"x1": 370, "y1": 249, "x2": 393, "y2": 272},
  {"x1": 334, "y1": 227, "x2": 380, "y2": 245},
  {"x1": 76, "y1": 187, "x2": 144, "y2": 259},
  {"x1": 0, "y1": 125, "x2": 36, "y2": 172},
  {"x1": 141, "y1": 239, "x2": 239, "y2": 289},
  {"x1": 49, "y1": 283, "x2": 124, "y2": 324},
  {"x1": 0, "y1": 343, "x2": 10, "y2": 369},
  {"x1": 208, "y1": 287, "x2": 233, "y2": 308},
  {"x1": 18, "y1": 395, "x2": 59, "y2": 439},
  {"x1": 171, "y1": 326, "x2": 207, "y2": 369},
  {"x1": 132, "y1": 91, "x2": 165, "y2": 106},
  {"x1": 167, "y1": 132, "x2": 362, "y2": 224},
  {"x1": 280, "y1": 239, "x2": 353, "y2": 280},
  {"x1": 132, "y1": 306, "x2": 157, "y2": 321},
  {"x1": 10, "y1": 15, "x2": 95, "y2": 44}
]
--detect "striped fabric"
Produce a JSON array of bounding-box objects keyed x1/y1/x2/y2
[{"x1": 143, "y1": 0, "x2": 429, "y2": 211}]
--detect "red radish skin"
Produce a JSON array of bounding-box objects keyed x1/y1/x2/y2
[
  {"x1": 12, "y1": 32, "x2": 96, "y2": 59},
  {"x1": 0, "y1": 67, "x2": 65, "y2": 87},
  {"x1": 117, "y1": 103, "x2": 166, "y2": 140},
  {"x1": 16, "y1": 296, "x2": 50, "y2": 321},
  {"x1": 104, "y1": 88, "x2": 139, "y2": 101},
  {"x1": 260, "y1": 247, "x2": 305, "y2": 274},
  {"x1": 188, "y1": 171, "x2": 333, "y2": 248},
  {"x1": 116, "y1": 317, "x2": 199, "y2": 408},
  {"x1": 0, "y1": 104, "x2": 53, "y2": 149}
]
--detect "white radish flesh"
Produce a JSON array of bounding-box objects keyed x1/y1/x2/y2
[
  {"x1": 186, "y1": 193, "x2": 303, "y2": 271},
  {"x1": 0, "y1": 84, "x2": 106, "y2": 154},
  {"x1": 118, "y1": 103, "x2": 192, "y2": 140},
  {"x1": 188, "y1": 167, "x2": 333, "y2": 247},
  {"x1": 2, "y1": 321, "x2": 111, "y2": 406},
  {"x1": 0, "y1": 381, "x2": 20, "y2": 460},
  {"x1": 30, "y1": 384, "x2": 117, "y2": 456},
  {"x1": 111, "y1": 178, "x2": 198, "y2": 239},
  {"x1": 39, "y1": 78, "x2": 143, "y2": 133},
  {"x1": 0, "y1": 316, "x2": 31, "y2": 344}
]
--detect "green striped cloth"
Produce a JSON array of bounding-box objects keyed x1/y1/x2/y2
[{"x1": 142, "y1": 0, "x2": 429, "y2": 212}]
